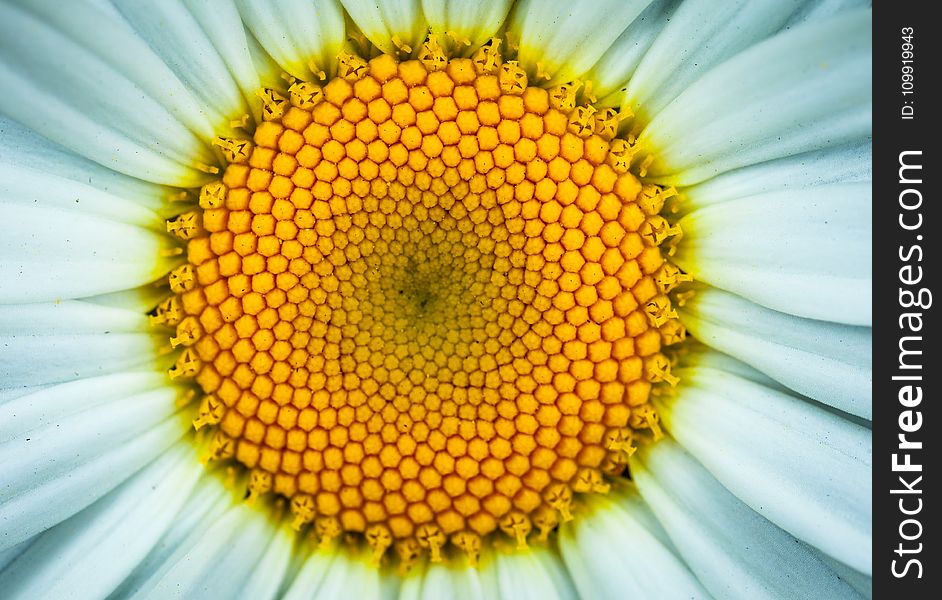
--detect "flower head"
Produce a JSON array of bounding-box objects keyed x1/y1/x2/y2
[{"x1": 0, "y1": 1, "x2": 871, "y2": 598}]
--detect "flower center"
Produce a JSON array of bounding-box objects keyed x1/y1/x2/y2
[{"x1": 155, "y1": 42, "x2": 687, "y2": 568}]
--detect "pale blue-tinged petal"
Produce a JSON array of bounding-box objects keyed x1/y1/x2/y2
[
  {"x1": 676, "y1": 140, "x2": 871, "y2": 215},
  {"x1": 279, "y1": 548, "x2": 338, "y2": 599},
  {"x1": 785, "y1": 0, "x2": 872, "y2": 27},
  {"x1": 0, "y1": 385, "x2": 52, "y2": 407},
  {"x1": 109, "y1": 475, "x2": 233, "y2": 597},
  {"x1": 584, "y1": 0, "x2": 677, "y2": 104},
  {"x1": 0, "y1": 0, "x2": 216, "y2": 186},
  {"x1": 673, "y1": 183, "x2": 872, "y2": 325},
  {"x1": 638, "y1": 10, "x2": 871, "y2": 185},
  {"x1": 657, "y1": 366, "x2": 872, "y2": 573},
  {"x1": 0, "y1": 158, "x2": 161, "y2": 226},
  {"x1": 83, "y1": 285, "x2": 171, "y2": 314},
  {"x1": 0, "y1": 539, "x2": 32, "y2": 574},
  {"x1": 239, "y1": 527, "x2": 295, "y2": 600},
  {"x1": 0, "y1": 116, "x2": 172, "y2": 213},
  {"x1": 616, "y1": 0, "x2": 804, "y2": 119},
  {"x1": 0, "y1": 205, "x2": 176, "y2": 304},
  {"x1": 559, "y1": 487, "x2": 709, "y2": 599},
  {"x1": 0, "y1": 300, "x2": 149, "y2": 336},
  {"x1": 682, "y1": 346, "x2": 787, "y2": 391},
  {"x1": 182, "y1": 0, "x2": 263, "y2": 119},
  {"x1": 0, "y1": 444, "x2": 201, "y2": 599},
  {"x1": 632, "y1": 440, "x2": 862, "y2": 599},
  {"x1": 816, "y1": 550, "x2": 873, "y2": 599},
  {"x1": 421, "y1": 0, "x2": 513, "y2": 52},
  {"x1": 111, "y1": 0, "x2": 252, "y2": 127},
  {"x1": 0, "y1": 371, "x2": 165, "y2": 443},
  {"x1": 480, "y1": 547, "x2": 578, "y2": 600},
  {"x1": 0, "y1": 387, "x2": 184, "y2": 551},
  {"x1": 237, "y1": 0, "x2": 347, "y2": 79},
  {"x1": 133, "y1": 505, "x2": 294, "y2": 599},
  {"x1": 0, "y1": 329, "x2": 161, "y2": 389},
  {"x1": 284, "y1": 548, "x2": 382, "y2": 600},
  {"x1": 507, "y1": 0, "x2": 654, "y2": 85},
  {"x1": 399, "y1": 557, "x2": 487, "y2": 600},
  {"x1": 679, "y1": 287, "x2": 872, "y2": 418},
  {"x1": 341, "y1": 0, "x2": 427, "y2": 57}
]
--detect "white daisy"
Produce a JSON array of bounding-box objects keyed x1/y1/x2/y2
[{"x1": 0, "y1": 1, "x2": 871, "y2": 599}]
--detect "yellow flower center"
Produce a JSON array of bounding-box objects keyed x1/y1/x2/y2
[{"x1": 154, "y1": 42, "x2": 687, "y2": 568}]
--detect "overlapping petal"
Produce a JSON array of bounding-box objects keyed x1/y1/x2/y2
[
  {"x1": 0, "y1": 0, "x2": 217, "y2": 186},
  {"x1": 236, "y1": 0, "x2": 347, "y2": 79},
  {"x1": 0, "y1": 445, "x2": 201, "y2": 599},
  {"x1": 558, "y1": 488, "x2": 709, "y2": 598},
  {"x1": 0, "y1": 385, "x2": 184, "y2": 551},
  {"x1": 421, "y1": 0, "x2": 514, "y2": 51},
  {"x1": 673, "y1": 183, "x2": 872, "y2": 325},
  {"x1": 506, "y1": 0, "x2": 653, "y2": 85},
  {"x1": 678, "y1": 287, "x2": 872, "y2": 418},
  {"x1": 0, "y1": 0, "x2": 872, "y2": 597},
  {"x1": 638, "y1": 9, "x2": 871, "y2": 186},
  {"x1": 112, "y1": 0, "x2": 256, "y2": 128},
  {"x1": 632, "y1": 440, "x2": 862, "y2": 599},
  {"x1": 657, "y1": 362, "x2": 872, "y2": 573}
]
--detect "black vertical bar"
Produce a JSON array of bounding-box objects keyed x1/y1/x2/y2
[{"x1": 873, "y1": 3, "x2": 939, "y2": 597}]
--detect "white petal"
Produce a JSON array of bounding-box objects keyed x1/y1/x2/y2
[
  {"x1": 244, "y1": 24, "x2": 289, "y2": 86},
  {"x1": 182, "y1": 0, "x2": 262, "y2": 119},
  {"x1": 0, "y1": 163, "x2": 161, "y2": 227},
  {"x1": 341, "y1": 0, "x2": 427, "y2": 57},
  {"x1": 0, "y1": 387, "x2": 183, "y2": 551},
  {"x1": 658, "y1": 366, "x2": 872, "y2": 573},
  {"x1": 110, "y1": 474, "x2": 233, "y2": 597},
  {"x1": 380, "y1": 571, "x2": 403, "y2": 600},
  {"x1": 237, "y1": 0, "x2": 347, "y2": 79},
  {"x1": 82, "y1": 285, "x2": 170, "y2": 313},
  {"x1": 0, "y1": 116, "x2": 171, "y2": 213},
  {"x1": 421, "y1": 0, "x2": 513, "y2": 51},
  {"x1": 786, "y1": 0, "x2": 872, "y2": 26},
  {"x1": 0, "y1": 1, "x2": 215, "y2": 186},
  {"x1": 0, "y1": 333, "x2": 161, "y2": 389},
  {"x1": 682, "y1": 346, "x2": 785, "y2": 391},
  {"x1": 0, "y1": 443, "x2": 200, "y2": 599},
  {"x1": 306, "y1": 549, "x2": 381, "y2": 600},
  {"x1": 0, "y1": 385, "x2": 51, "y2": 407},
  {"x1": 0, "y1": 300, "x2": 164, "y2": 388},
  {"x1": 111, "y1": 0, "x2": 252, "y2": 125},
  {"x1": 0, "y1": 205, "x2": 175, "y2": 304},
  {"x1": 399, "y1": 559, "x2": 487, "y2": 600},
  {"x1": 558, "y1": 487, "x2": 709, "y2": 599},
  {"x1": 815, "y1": 550, "x2": 873, "y2": 599},
  {"x1": 584, "y1": 0, "x2": 675, "y2": 104},
  {"x1": 679, "y1": 287, "x2": 872, "y2": 418},
  {"x1": 284, "y1": 548, "x2": 382, "y2": 600},
  {"x1": 638, "y1": 10, "x2": 871, "y2": 185},
  {"x1": 632, "y1": 440, "x2": 861, "y2": 599},
  {"x1": 136, "y1": 505, "x2": 293, "y2": 599},
  {"x1": 238, "y1": 527, "x2": 295, "y2": 600},
  {"x1": 0, "y1": 300, "x2": 150, "y2": 335},
  {"x1": 0, "y1": 371, "x2": 165, "y2": 443},
  {"x1": 620, "y1": 0, "x2": 805, "y2": 120},
  {"x1": 0, "y1": 538, "x2": 33, "y2": 574},
  {"x1": 480, "y1": 547, "x2": 577, "y2": 600},
  {"x1": 673, "y1": 183, "x2": 872, "y2": 325},
  {"x1": 507, "y1": 0, "x2": 654, "y2": 85},
  {"x1": 280, "y1": 548, "x2": 337, "y2": 600},
  {"x1": 677, "y1": 140, "x2": 871, "y2": 214}
]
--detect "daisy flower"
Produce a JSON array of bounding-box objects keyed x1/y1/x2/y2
[{"x1": 0, "y1": 0, "x2": 872, "y2": 598}]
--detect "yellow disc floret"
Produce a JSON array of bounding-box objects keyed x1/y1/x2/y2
[{"x1": 156, "y1": 43, "x2": 686, "y2": 567}]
